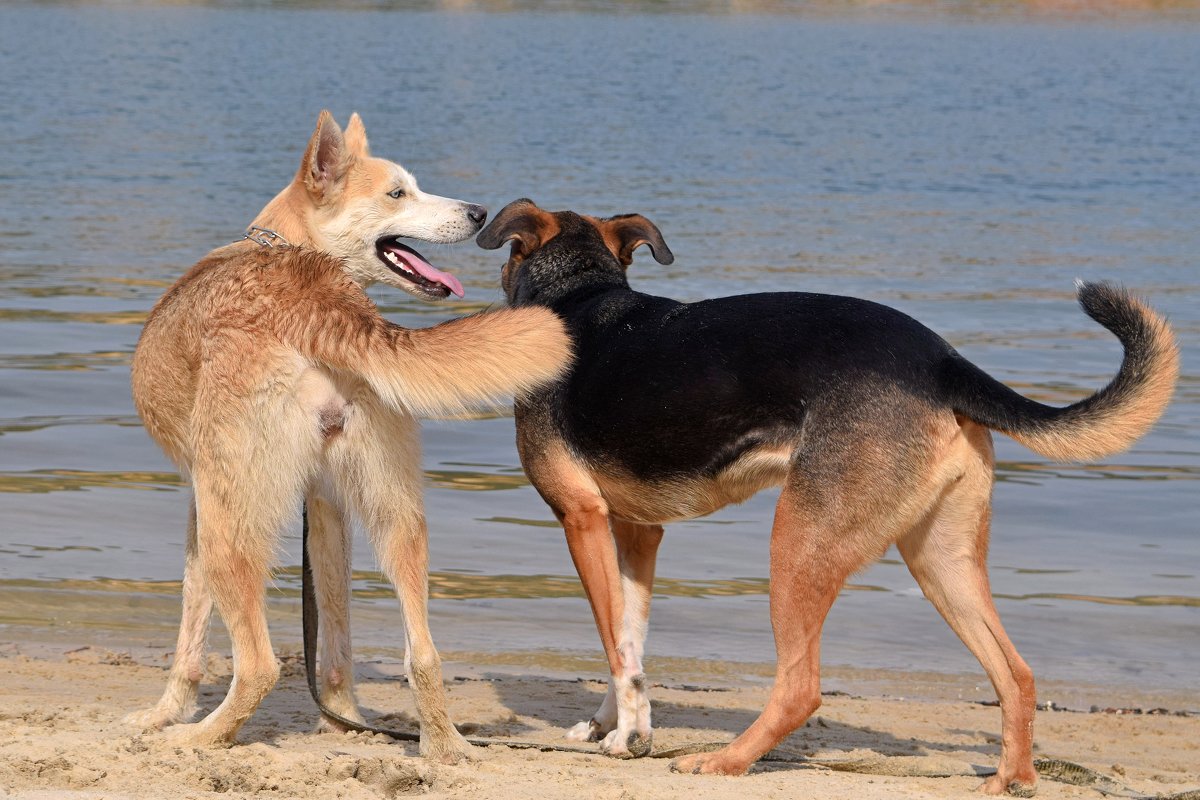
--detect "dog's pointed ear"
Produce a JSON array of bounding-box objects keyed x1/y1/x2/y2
[
  {"x1": 477, "y1": 199, "x2": 558, "y2": 258},
  {"x1": 300, "y1": 110, "x2": 349, "y2": 198},
  {"x1": 602, "y1": 214, "x2": 674, "y2": 267},
  {"x1": 344, "y1": 112, "x2": 370, "y2": 159}
]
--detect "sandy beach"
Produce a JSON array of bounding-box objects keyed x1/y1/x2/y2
[
  {"x1": 1, "y1": 640, "x2": 1196, "y2": 800},
  {"x1": 3, "y1": 3, "x2": 1200, "y2": 800}
]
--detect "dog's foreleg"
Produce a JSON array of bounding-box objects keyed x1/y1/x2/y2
[
  {"x1": 558, "y1": 498, "x2": 654, "y2": 759},
  {"x1": 125, "y1": 501, "x2": 213, "y2": 730},
  {"x1": 306, "y1": 492, "x2": 365, "y2": 730},
  {"x1": 567, "y1": 519, "x2": 663, "y2": 752}
]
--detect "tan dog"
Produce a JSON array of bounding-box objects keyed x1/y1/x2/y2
[{"x1": 124, "y1": 113, "x2": 571, "y2": 763}]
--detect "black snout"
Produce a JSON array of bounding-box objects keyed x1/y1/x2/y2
[{"x1": 466, "y1": 204, "x2": 488, "y2": 226}]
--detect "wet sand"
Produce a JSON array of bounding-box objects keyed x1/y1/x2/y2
[{"x1": 1, "y1": 640, "x2": 1197, "y2": 800}]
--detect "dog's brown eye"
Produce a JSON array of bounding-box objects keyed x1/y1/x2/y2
[{"x1": 388, "y1": 188, "x2": 406, "y2": 199}]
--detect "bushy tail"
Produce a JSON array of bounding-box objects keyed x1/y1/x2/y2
[
  {"x1": 295, "y1": 304, "x2": 572, "y2": 417},
  {"x1": 941, "y1": 282, "x2": 1178, "y2": 461}
]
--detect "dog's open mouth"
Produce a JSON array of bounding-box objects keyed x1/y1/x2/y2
[{"x1": 375, "y1": 237, "x2": 465, "y2": 298}]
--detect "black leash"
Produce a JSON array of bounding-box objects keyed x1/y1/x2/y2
[
  {"x1": 301, "y1": 505, "x2": 419, "y2": 742},
  {"x1": 298, "y1": 505, "x2": 1200, "y2": 798}
]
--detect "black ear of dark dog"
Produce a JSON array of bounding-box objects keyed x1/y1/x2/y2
[
  {"x1": 605, "y1": 214, "x2": 674, "y2": 266},
  {"x1": 476, "y1": 198, "x2": 543, "y2": 253}
]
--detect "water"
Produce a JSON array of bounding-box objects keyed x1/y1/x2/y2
[{"x1": 1, "y1": 3, "x2": 1197, "y2": 699}]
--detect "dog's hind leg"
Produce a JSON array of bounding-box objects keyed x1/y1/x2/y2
[
  {"x1": 160, "y1": 468, "x2": 294, "y2": 746},
  {"x1": 332, "y1": 400, "x2": 472, "y2": 764},
  {"x1": 159, "y1": 377, "x2": 318, "y2": 746},
  {"x1": 566, "y1": 519, "x2": 663, "y2": 749},
  {"x1": 672, "y1": 407, "x2": 950, "y2": 776},
  {"x1": 305, "y1": 490, "x2": 366, "y2": 729},
  {"x1": 671, "y1": 480, "x2": 856, "y2": 776},
  {"x1": 125, "y1": 499, "x2": 214, "y2": 730},
  {"x1": 897, "y1": 423, "x2": 1037, "y2": 797}
]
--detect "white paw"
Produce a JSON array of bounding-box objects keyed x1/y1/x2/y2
[
  {"x1": 599, "y1": 727, "x2": 652, "y2": 759},
  {"x1": 565, "y1": 718, "x2": 607, "y2": 743}
]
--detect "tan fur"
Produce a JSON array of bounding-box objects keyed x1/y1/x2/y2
[
  {"x1": 124, "y1": 112, "x2": 571, "y2": 761},
  {"x1": 1010, "y1": 297, "x2": 1178, "y2": 462},
  {"x1": 591, "y1": 442, "x2": 798, "y2": 524}
]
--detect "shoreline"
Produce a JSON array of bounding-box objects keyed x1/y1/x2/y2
[{"x1": 1, "y1": 642, "x2": 1197, "y2": 799}]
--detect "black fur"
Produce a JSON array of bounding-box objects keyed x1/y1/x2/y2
[{"x1": 491, "y1": 209, "x2": 1162, "y2": 479}]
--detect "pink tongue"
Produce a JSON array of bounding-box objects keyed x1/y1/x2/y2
[{"x1": 393, "y1": 247, "x2": 465, "y2": 298}]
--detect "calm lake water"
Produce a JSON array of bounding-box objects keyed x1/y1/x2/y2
[{"x1": 1, "y1": 3, "x2": 1197, "y2": 700}]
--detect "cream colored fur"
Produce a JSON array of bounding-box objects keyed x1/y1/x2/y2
[{"x1": 123, "y1": 111, "x2": 571, "y2": 763}]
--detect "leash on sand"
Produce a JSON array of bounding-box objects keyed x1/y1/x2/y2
[{"x1": 299, "y1": 508, "x2": 1198, "y2": 799}]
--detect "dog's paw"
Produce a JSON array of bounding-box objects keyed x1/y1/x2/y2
[
  {"x1": 420, "y1": 730, "x2": 477, "y2": 765},
  {"x1": 122, "y1": 705, "x2": 192, "y2": 732},
  {"x1": 565, "y1": 718, "x2": 608, "y2": 743},
  {"x1": 978, "y1": 774, "x2": 1037, "y2": 797},
  {"x1": 669, "y1": 749, "x2": 750, "y2": 776},
  {"x1": 314, "y1": 704, "x2": 369, "y2": 735},
  {"x1": 158, "y1": 720, "x2": 235, "y2": 748},
  {"x1": 599, "y1": 728, "x2": 652, "y2": 759}
]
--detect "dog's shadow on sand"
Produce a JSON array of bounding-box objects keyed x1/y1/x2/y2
[
  {"x1": 209, "y1": 666, "x2": 999, "y2": 771},
  {"x1": 480, "y1": 672, "x2": 1001, "y2": 768}
]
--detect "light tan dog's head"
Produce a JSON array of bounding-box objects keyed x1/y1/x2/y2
[{"x1": 253, "y1": 110, "x2": 486, "y2": 300}]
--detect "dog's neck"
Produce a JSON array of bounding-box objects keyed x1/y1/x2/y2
[
  {"x1": 514, "y1": 247, "x2": 629, "y2": 309},
  {"x1": 243, "y1": 184, "x2": 323, "y2": 252}
]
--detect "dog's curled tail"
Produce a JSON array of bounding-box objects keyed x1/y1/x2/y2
[
  {"x1": 942, "y1": 282, "x2": 1178, "y2": 462},
  {"x1": 302, "y1": 305, "x2": 572, "y2": 418}
]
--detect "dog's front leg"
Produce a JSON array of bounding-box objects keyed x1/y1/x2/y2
[
  {"x1": 566, "y1": 519, "x2": 663, "y2": 752},
  {"x1": 559, "y1": 499, "x2": 653, "y2": 759}
]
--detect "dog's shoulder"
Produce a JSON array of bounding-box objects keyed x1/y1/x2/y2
[{"x1": 150, "y1": 245, "x2": 371, "y2": 332}]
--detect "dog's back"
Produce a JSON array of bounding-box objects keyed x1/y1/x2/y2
[{"x1": 555, "y1": 289, "x2": 961, "y2": 481}]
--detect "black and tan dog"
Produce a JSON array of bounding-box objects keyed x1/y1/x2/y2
[{"x1": 477, "y1": 199, "x2": 1178, "y2": 794}]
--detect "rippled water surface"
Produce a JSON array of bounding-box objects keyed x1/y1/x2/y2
[{"x1": 1, "y1": 2, "x2": 1198, "y2": 695}]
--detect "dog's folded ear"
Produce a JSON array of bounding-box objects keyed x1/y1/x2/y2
[
  {"x1": 300, "y1": 110, "x2": 350, "y2": 199},
  {"x1": 602, "y1": 214, "x2": 674, "y2": 267},
  {"x1": 477, "y1": 198, "x2": 558, "y2": 258}
]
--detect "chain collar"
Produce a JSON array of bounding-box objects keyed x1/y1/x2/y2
[{"x1": 242, "y1": 226, "x2": 292, "y2": 248}]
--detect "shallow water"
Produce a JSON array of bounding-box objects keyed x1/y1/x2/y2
[{"x1": 1, "y1": 3, "x2": 1197, "y2": 694}]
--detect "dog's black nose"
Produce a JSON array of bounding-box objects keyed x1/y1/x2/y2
[{"x1": 466, "y1": 204, "x2": 488, "y2": 226}]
